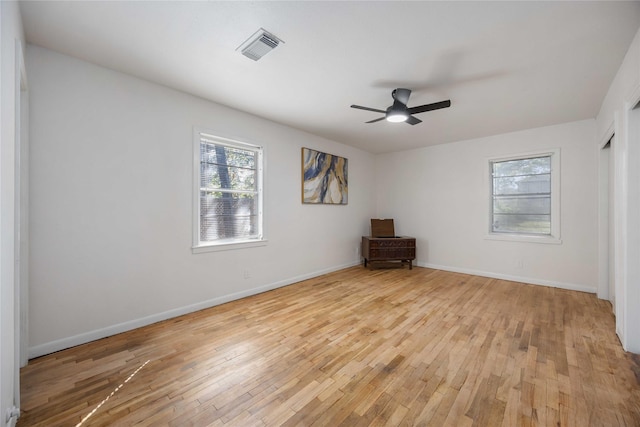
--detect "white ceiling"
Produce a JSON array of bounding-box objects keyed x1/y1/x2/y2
[{"x1": 19, "y1": 1, "x2": 640, "y2": 154}]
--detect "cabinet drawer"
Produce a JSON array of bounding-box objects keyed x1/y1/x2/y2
[
  {"x1": 370, "y1": 239, "x2": 415, "y2": 248},
  {"x1": 369, "y1": 248, "x2": 415, "y2": 259}
]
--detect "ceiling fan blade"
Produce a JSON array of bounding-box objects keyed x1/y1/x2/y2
[
  {"x1": 366, "y1": 117, "x2": 386, "y2": 124},
  {"x1": 351, "y1": 104, "x2": 386, "y2": 114},
  {"x1": 406, "y1": 115, "x2": 422, "y2": 125},
  {"x1": 392, "y1": 88, "x2": 411, "y2": 105},
  {"x1": 407, "y1": 100, "x2": 451, "y2": 115}
]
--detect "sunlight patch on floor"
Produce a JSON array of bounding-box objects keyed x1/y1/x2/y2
[{"x1": 75, "y1": 359, "x2": 150, "y2": 427}]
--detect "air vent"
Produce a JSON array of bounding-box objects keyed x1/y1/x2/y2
[{"x1": 237, "y1": 28, "x2": 283, "y2": 61}]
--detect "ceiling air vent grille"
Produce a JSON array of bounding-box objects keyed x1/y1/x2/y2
[{"x1": 237, "y1": 28, "x2": 283, "y2": 61}]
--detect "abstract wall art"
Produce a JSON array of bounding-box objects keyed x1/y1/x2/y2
[{"x1": 301, "y1": 147, "x2": 348, "y2": 204}]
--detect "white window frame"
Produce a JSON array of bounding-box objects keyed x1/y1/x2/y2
[
  {"x1": 192, "y1": 128, "x2": 266, "y2": 253},
  {"x1": 486, "y1": 149, "x2": 561, "y2": 244}
]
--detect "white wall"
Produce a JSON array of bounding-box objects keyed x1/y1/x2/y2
[
  {"x1": 596, "y1": 27, "x2": 640, "y2": 352},
  {"x1": 26, "y1": 45, "x2": 376, "y2": 357},
  {"x1": 375, "y1": 119, "x2": 598, "y2": 292},
  {"x1": 1, "y1": 1, "x2": 25, "y2": 425}
]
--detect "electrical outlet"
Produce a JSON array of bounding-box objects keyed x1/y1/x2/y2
[{"x1": 242, "y1": 269, "x2": 251, "y2": 279}]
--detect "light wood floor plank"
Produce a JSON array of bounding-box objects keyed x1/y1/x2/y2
[{"x1": 18, "y1": 267, "x2": 640, "y2": 426}]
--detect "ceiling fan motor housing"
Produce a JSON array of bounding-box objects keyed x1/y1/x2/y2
[{"x1": 386, "y1": 102, "x2": 409, "y2": 122}]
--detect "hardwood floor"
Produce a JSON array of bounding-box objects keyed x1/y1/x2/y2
[{"x1": 18, "y1": 267, "x2": 640, "y2": 426}]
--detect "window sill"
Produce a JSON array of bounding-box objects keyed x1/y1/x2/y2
[
  {"x1": 192, "y1": 239, "x2": 268, "y2": 254},
  {"x1": 485, "y1": 233, "x2": 562, "y2": 245}
]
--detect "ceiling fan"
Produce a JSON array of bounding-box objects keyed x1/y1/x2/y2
[{"x1": 350, "y1": 88, "x2": 451, "y2": 125}]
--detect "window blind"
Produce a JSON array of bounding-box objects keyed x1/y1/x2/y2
[
  {"x1": 199, "y1": 137, "x2": 261, "y2": 243},
  {"x1": 491, "y1": 156, "x2": 552, "y2": 235}
]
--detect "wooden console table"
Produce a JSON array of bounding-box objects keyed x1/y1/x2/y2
[{"x1": 362, "y1": 236, "x2": 416, "y2": 270}]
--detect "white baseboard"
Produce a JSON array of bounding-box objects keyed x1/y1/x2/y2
[
  {"x1": 28, "y1": 261, "x2": 360, "y2": 359},
  {"x1": 29, "y1": 259, "x2": 595, "y2": 358},
  {"x1": 417, "y1": 261, "x2": 597, "y2": 294}
]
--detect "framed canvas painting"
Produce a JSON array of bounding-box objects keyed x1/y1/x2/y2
[{"x1": 301, "y1": 147, "x2": 348, "y2": 204}]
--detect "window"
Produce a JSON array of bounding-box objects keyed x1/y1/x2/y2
[
  {"x1": 488, "y1": 150, "x2": 560, "y2": 243},
  {"x1": 193, "y1": 130, "x2": 264, "y2": 251}
]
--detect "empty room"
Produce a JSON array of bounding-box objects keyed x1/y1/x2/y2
[{"x1": 2, "y1": 1, "x2": 640, "y2": 426}]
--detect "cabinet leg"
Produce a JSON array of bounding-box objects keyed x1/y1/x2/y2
[
  {"x1": 364, "y1": 258, "x2": 368, "y2": 268},
  {"x1": 409, "y1": 260, "x2": 412, "y2": 270}
]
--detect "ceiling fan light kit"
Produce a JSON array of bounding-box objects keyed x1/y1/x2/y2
[
  {"x1": 351, "y1": 88, "x2": 451, "y2": 125},
  {"x1": 386, "y1": 110, "x2": 408, "y2": 123}
]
